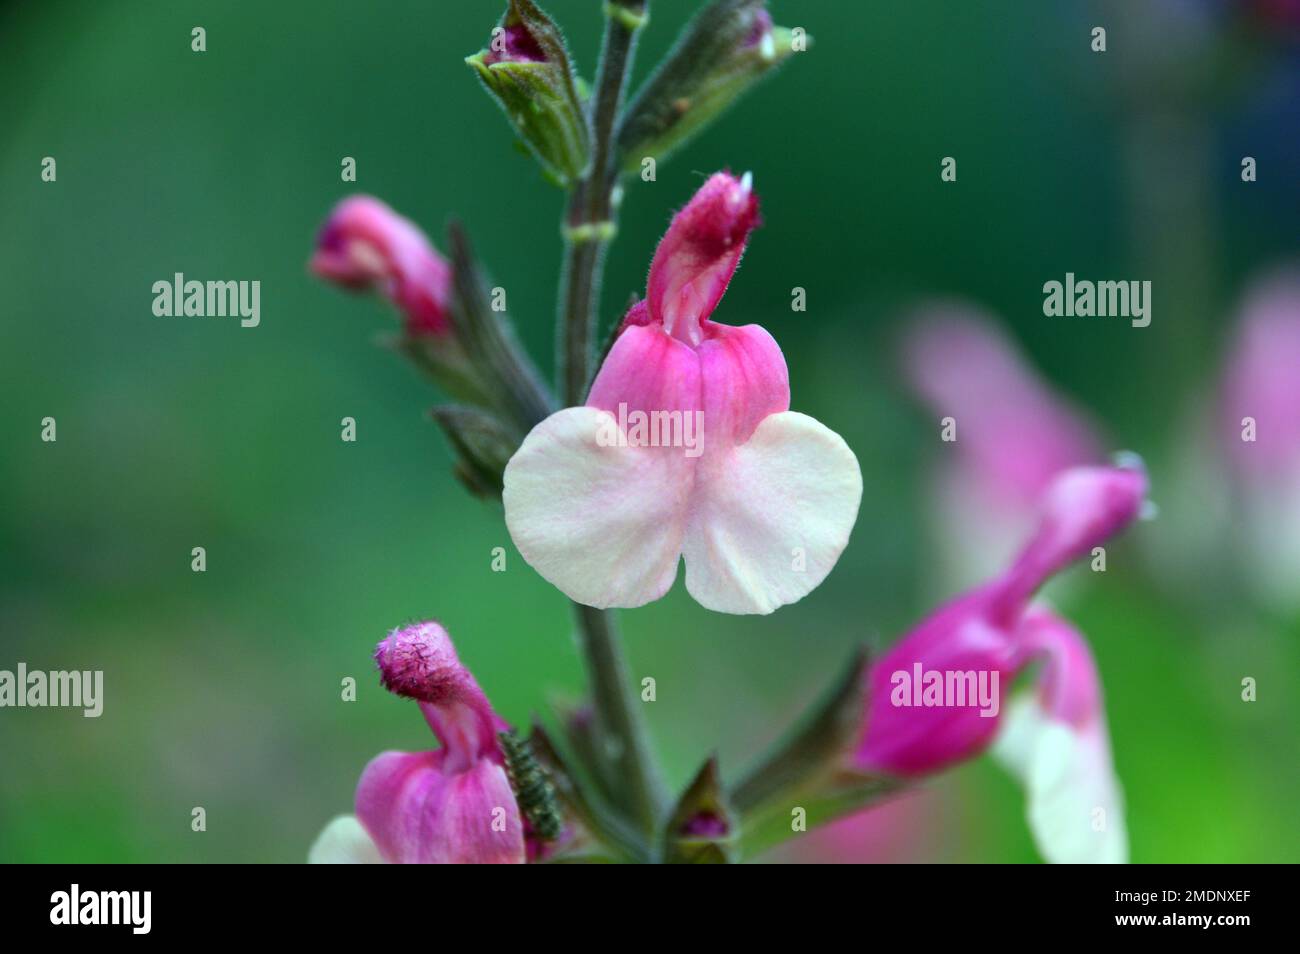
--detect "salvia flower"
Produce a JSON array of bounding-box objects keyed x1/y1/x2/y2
[
  {"x1": 503, "y1": 172, "x2": 862, "y2": 614},
  {"x1": 309, "y1": 621, "x2": 526, "y2": 864},
  {"x1": 466, "y1": 0, "x2": 589, "y2": 186},
  {"x1": 310, "y1": 195, "x2": 452, "y2": 337},
  {"x1": 901, "y1": 305, "x2": 1104, "y2": 588},
  {"x1": 854, "y1": 462, "x2": 1145, "y2": 862}
]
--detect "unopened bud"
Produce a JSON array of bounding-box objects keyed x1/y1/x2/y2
[
  {"x1": 616, "y1": 0, "x2": 797, "y2": 170},
  {"x1": 467, "y1": 0, "x2": 590, "y2": 185}
]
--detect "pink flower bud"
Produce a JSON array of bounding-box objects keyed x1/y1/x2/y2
[
  {"x1": 311, "y1": 622, "x2": 524, "y2": 864},
  {"x1": 373, "y1": 621, "x2": 502, "y2": 770},
  {"x1": 855, "y1": 461, "x2": 1146, "y2": 777},
  {"x1": 310, "y1": 195, "x2": 451, "y2": 336},
  {"x1": 504, "y1": 173, "x2": 862, "y2": 615}
]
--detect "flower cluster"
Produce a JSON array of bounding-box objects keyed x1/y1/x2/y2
[{"x1": 307, "y1": 0, "x2": 1154, "y2": 865}]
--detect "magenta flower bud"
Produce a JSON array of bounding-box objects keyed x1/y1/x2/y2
[
  {"x1": 310, "y1": 622, "x2": 524, "y2": 864},
  {"x1": 310, "y1": 195, "x2": 451, "y2": 336},
  {"x1": 504, "y1": 172, "x2": 863, "y2": 614},
  {"x1": 372, "y1": 621, "x2": 501, "y2": 767},
  {"x1": 854, "y1": 461, "x2": 1146, "y2": 778},
  {"x1": 465, "y1": 0, "x2": 589, "y2": 184}
]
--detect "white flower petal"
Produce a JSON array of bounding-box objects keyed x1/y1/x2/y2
[
  {"x1": 682, "y1": 411, "x2": 862, "y2": 615},
  {"x1": 308, "y1": 814, "x2": 385, "y2": 864},
  {"x1": 993, "y1": 697, "x2": 1128, "y2": 864},
  {"x1": 503, "y1": 407, "x2": 691, "y2": 609}
]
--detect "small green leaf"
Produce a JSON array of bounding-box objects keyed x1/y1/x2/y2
[{"x1": 428, "y1": 405, "x2": 519, "y2": 498}]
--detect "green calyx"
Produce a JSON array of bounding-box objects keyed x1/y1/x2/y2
[
  {"x1": 467, "y1": 0, "x2": 590, "y2": 185},
  {"x1": 617, "y1": 0, "x2": 800, "y2": 172}
]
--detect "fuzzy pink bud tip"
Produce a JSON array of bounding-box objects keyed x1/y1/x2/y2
[
  {"x1": 647, "y1": 171, "x2": 761, "y2": 345},
  {"x1": 310, "y1": 195, "x2": 451, "y2": 337},
  {"x1": 374, "y1": 621, "x2": 471, "y2": 705}
]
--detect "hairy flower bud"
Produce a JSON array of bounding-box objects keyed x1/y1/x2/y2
[
  {"x1": 467, "y1": 0, "x2": 589, "y2": 185},
  {"x1": 310, "y1": 195, "x2": 451, "y2": 337},
  {"x1": 311, "y1": 621, "x2": 525, "y2": 864},
  {"x1": 617, "y1": 0, "x2": 797, "y2": 170}
]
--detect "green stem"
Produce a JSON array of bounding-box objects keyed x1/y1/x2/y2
[
  {"x1": 558, "y1": 0, "x2": 644, "y2": 406},
  {"x1": 572, "y1": 603, "x2": 663, "y2": 841},
  {"x1": 556, "y1": 1, "x2": 663, "y2": 841}
]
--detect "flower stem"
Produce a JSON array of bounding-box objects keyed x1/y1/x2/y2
[
  {"x1": 571, "y1": 602, "x2": 663, "y2": 839},
  {"x1": 556, "y1": 1, "x2": 663, "y2": 840},
  {"x1": 558, "y1": 0, "x2": 644, "y2": 406}
]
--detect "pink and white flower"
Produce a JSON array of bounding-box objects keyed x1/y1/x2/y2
[
  {"x1": 503, "y1": 172, "x2": 863, "y2": 615},
  {"x1": 309, "y1": 621, "x2": 526, "y2": 864},
  {"x1": 310, "y1": 195, "x2": 452, "y2": 337},
  {"x1": 854, "y1": 462, "x2": 1145, "y2": 862}
]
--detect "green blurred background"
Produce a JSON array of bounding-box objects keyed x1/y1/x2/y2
[{"x1": 1, "y1": 0, "x2": 1297, "y2": 862}]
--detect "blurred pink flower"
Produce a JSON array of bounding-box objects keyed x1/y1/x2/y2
[
  {"x1": 1220, "y1": 272, "x2": 1300, "y2": 479},
  {"x1": 311, "y1": 195, "x2": 452, "y2": 336},
  {"x1": 504, "y1": 172, "x2": 862, "y2": 614},
  {"x1": 901, "y1": 304, "x2": 1105, "y2": 587},
  {"x1": 309, "y1": 622, "x2": 525, "y2": 864},
  {"x1": 1218, "y1": 271, "x2": 1300, "y2": 608}
]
